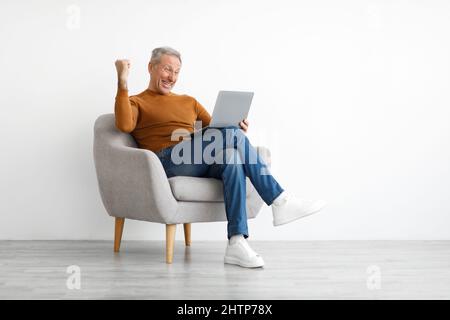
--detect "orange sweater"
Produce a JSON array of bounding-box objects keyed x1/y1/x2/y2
[{"x1": 114, "y1": 88, "x2": 211, "y2": 153}]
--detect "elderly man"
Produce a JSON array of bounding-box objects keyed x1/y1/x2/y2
[{"x1": 114, "y1": 46, "x2": 325, "y2": 268}]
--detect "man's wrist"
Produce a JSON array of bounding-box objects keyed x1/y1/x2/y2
[{"x1": 118, "y1": 78, "x2": 128, "y2": 90}]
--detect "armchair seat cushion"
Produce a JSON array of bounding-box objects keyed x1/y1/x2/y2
[{"x1": 168, "y1": 176, "x2": 254, "y2": 202}]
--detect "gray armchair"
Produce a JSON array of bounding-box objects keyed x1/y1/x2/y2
[{"x1": 93, "y1": 114, "x2": 271, "y2": 263}]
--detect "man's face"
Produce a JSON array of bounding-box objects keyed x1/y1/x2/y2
[{"x1": 148, "y1": 54, "x2": 181, "y2": 95}]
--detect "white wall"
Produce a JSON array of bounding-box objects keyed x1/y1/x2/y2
[{"x1": 1, "y1": 0, "x2": 449, "y2": 240}]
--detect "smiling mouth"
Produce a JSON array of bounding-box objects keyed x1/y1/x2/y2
[{"x1": 161, "y1": 80, "x2": 173, "y2": 89}]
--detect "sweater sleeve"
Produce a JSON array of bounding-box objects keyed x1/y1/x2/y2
[
  {"x1": 194, "y1": 99, "x2": 211, "y2": 127},
  {"x1": 114, "y1": 89, "x2": 139, "y2": 133}
]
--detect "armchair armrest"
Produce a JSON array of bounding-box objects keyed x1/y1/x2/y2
[{"x1": 94, "y1": 142, "x2": 178, "y2": 223}]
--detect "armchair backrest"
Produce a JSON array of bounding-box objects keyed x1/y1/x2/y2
[
  {"x1": 93, "y1": 114, "x2": 178, "y2": 222},
  {"x1": 94, "y1": 114, "x2": 137, "y2": 150},
  {"x1": 93, "y1": 114, "x2": 139, "y2": 217}
]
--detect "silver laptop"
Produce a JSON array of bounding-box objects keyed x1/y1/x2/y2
[
  {"x1": 193, "y1": 91, "x2": 254, "y2": 135},
  {"x1": 209, "y1": 90, "x2": 254, "y2": 127}
]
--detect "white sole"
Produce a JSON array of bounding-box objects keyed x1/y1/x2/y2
[{"x1": 224, "y1": 256, "x2": 264, "y2": 268}]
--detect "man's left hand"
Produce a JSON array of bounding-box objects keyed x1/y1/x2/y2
[{"x1": 239, "y1": 119, "x2": 249, "y2": 132}]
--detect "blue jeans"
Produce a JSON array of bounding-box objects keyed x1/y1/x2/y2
[{"x1": 155, "y1": 126, "x2": 284, "y2": 239}]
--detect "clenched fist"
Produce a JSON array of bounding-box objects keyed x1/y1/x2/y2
[{"x1": 115, "y1": 59, "x2": 130, "y2": 80}]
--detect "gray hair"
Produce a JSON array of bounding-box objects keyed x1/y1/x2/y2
[{"x1": 150, "y1": 46, "x2": 182, "y2": 65}]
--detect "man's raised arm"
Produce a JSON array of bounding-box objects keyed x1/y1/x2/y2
[{"x1": 114, "y1": 59, "x2": 138, "y2": 133}]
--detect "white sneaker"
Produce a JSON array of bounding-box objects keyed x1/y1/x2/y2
[
  {"x1": 224, "y1": 237, "x2": 264, "y2": 268},
  {"x1": 272, "y1": 193, "x2": 327, "y2": 226}
]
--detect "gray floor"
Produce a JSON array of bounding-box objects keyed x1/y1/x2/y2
[{"x1": 1, "y1": 240, "x2": 449, "y2": 299}]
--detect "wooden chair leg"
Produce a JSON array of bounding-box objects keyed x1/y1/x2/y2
[
  {"x1": 166, "y1": 224, "x2": 177, "y2": 264},
  {"x1": 114, "y1": 217, "x2": 125, "y2": 252},
  {"x1": 183, "y1": 223, "x2": 191, "y2": 246}
]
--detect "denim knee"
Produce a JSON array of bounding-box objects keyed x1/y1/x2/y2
[
  {"x1": 220, "y1": 148, "x2": 245, "y2": 171},
  {"x1": 218, "y1": 126, "x2": 245, "y2": 148}
]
